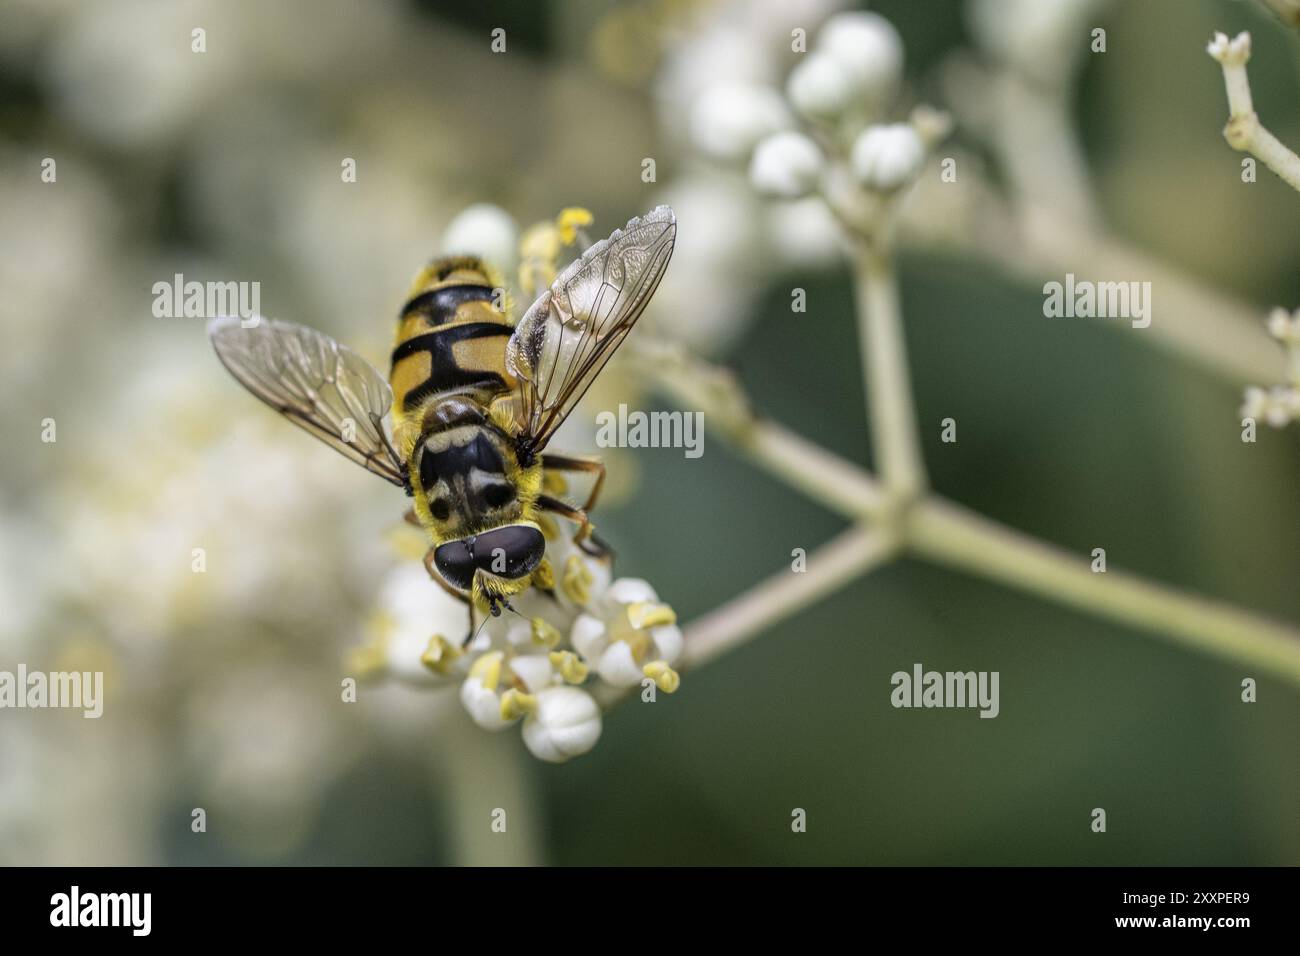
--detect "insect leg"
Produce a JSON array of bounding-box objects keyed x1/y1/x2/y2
[
  {"x1": 536, "y1": 494, "x2": 612, "y2": 559},
  {"x1": 540, "y1": 453, "x2": 606, "y2": 516}
]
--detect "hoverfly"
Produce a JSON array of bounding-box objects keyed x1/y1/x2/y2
[{"x1": 209, "y1": 206, "x2": 676, "y2": 637}]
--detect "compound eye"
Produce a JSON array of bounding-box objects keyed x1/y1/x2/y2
[
  {"x1": 432, "y1": 540, "x2": 475, "y2": 591},
  {"x1": 473, "y1": 525, "x2": 545, "y2": 580}
]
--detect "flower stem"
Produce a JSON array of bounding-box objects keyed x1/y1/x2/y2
[
  {"x1": 1209, "y1": 31, "x2": 1300, "y2": 194},
  {"x1": 907, "y1": 497, "x2": 1300, "y2": 687},
  {"x1": 651, "y1": 352, "x2": 1300, "y2": 688},
  {"x1": 855, "y1": 242, "x2": 927, "y2": 504},
  {"x1": 438, "y1": 720, "x2": 543, "y2": 865},
  {"x1": 683, "y1": 524, "x2": 900, "y2": 669}
]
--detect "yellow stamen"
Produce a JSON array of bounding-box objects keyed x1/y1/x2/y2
[
  {"x1": 345, "y1": 644, "x2": 386, "y2": 680},
  {"x1": 556, "y1": 207, "x2": 594, "y2": 245},
  {"x1": 420, "y1": 635, "x2": 462, "y2": 675},
  {"x1": 469, "y1": 651, "x2": 505, "y2": 691},
  {"x1": 643, "y1": 661, "x2": 680, "y2": 694},
  {"x1": 531, "y1": 616, "x2": 562, "y2": 649},
  {"x1": 500, "y1": 688, "x2": 538, "y2": 721},
  {"x1": 549, "y1": 650, "x2": 589, "y2": 684},
  {"x1": 561, "y1": 554, "x2": 594, "y2": 605},
  {"x1": 519, "y1": 222, "x2": 562, "y2": 294},
  {"x1": 627, "y1": 601, "x2": 677, "y2": 630}
]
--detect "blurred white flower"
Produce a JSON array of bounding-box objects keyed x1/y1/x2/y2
[
  {"x1": 1266, "y1": 307, "x2": 1300, "y2": 344},
  {"x1": 441, "y1": 204, "x2": 520, "y2": 276},
  {"x1": 690, "y1": 84, "x2": 793, "y2": 162},
  {"x1": 818, "y1": 11, "x2": 904, "y2": 103},
  {"x1": 648, "y1": 168, "x2": 769, "y2": 353},
  {"x1": 750, "y1": 131, "x2": 825, "y2": 198},
  {"x1": 1241, "y1": 385, "x2": 1300, "y2": 427},
  {"x1": 786, "y1": 52, "x2": 858, "y2": 121},
  {"x1": 362, "y1": 563, "x2": 471, "y2": 686},
  {"x1": 851, "y1": 123, "x2": 926, "y2": 191},
  {"x1": 763, "y1": 197, "x2": 846, "y2": 267},
  {"x1": 654, "y1": 0, "x2": 848, "y2": 146},
  {"x1": 521, "y1": 686, "x2": 603, "y2": 764}
]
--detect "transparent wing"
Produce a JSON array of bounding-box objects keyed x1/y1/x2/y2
[
  {"x1": 208, "y1": 315, "x2": 406, "y2": 486},
  {"x1": 506, "y1": 205, "x2": 676, "y2": 457}
]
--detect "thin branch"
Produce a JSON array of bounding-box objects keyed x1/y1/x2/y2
[
  {"x1": 855, "y1": 242, "x2": 928, "y2": 503},
  {"x1": 908, "y1": 496, "x2": 1300, "y2": 688},
  {"x1": 1208, "y1": 31, "x2": 1300, "y2": 193},
  {"x1": 683, "y1": 524, "x2": 900, "y2": 669},
  {"x1": 648, "y1": 350, "x2": 1300, "y2": 687}
]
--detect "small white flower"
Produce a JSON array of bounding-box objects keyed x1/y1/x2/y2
[
  {"x1": 521, "y1": 686, "x2": 602, "y2": 763},
  {"x1": 571, "y1": 579, "x2": 683, "y2": 690},
  {"x1": 689, "y1": 83, "x2": 792, "y2": 161},
  {"x1": 786, "y1": 52, "x2": 857, "y2": 121},
  {"x1": 458, "y1": 652, "x2": 518, "y2": 731},
  {"x1": 1206, "y1": 31, "x2": 1251, "y2": 67},
  {"x1": 763, "y1": 198, "x2": 845, "y2": 267},
  {"x1": 441, "y1": 203, "x2": 519, "y2": 272},
  {"x1": 749, "y1": 131, "x2": 825, "y2": 199},
  {"x1": 361, "y1": 563, "x2": 470, "y2": 686},
  {"x1": 1241, "y1": 384, "x2": 1298, "y2": 428},
  {"x1": 851, "y1": 123, "x2": 925, "y2": 192},
  {"x1": 1266, "y1": 307, "x2": 1300, "y2": 344},
  {"x1": 509, "y1": 653, "x2": 557, "y2": 693},
  {"x1": 817, "y1": 12, "x2": 903, "y2": 103}
]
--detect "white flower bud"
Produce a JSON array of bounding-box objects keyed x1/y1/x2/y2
[
  {"x1": 460, "y1": 677, "x2": 513, "y2": 731},
  {"x1": 605, "y1": 578, "x2": 658, "y2": 607},
  {"x1": 690, "y1": 83, "x2": 792, "y2": 161},
  {"x1": 570, "y1": 613, "x2": 607, "y2": 661},
  {"x1": 509, "y1": 654, "x2": 555, "y2": 693},
  {"x1": 594, "y1": 641, "x2": 645, "y2": 687},
  {"x1": 650, "y1": 624, "x2": 684, "y2": 665},
  {"x1": 1241, "y1": 386, "x2": 1267, "y2": 421},
  {"x1": 786, "y1": 52, "x2": 856, "y2": 120},
  {"x1": 749, "y1": 131, "x2": 825, "y2": 198},
  {"x1": 851, "y1": 123, "x2": 925, "y2": 191},
  {"x1": 441, "y1": 203, "x2": 518, "y2": 270},
  {"x1": 521, "y1": 687, "x2": 602, "y2": 763},
  {"x1": 817, "y1": 12, "x2": 903, "y2": 102}
]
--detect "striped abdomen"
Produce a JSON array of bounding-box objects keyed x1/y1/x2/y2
[{"x1": 390, "y1": 257, "x2": 516, "y2": 429}]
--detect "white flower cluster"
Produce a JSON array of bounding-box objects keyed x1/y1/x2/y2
[
  {"x1": 685, "y1": 12, "x2": 934, "y2": 205},
  {"x1": 356, "y1": 519, "x2": 683, "y2": 764},
  {"x1": 1242, "y1": 307, "x2": 1300, "y2": 428}
]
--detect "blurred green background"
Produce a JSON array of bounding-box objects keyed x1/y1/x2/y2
[{"x1": 1, "y1": 0, "x2": 1297, "y2": 865}]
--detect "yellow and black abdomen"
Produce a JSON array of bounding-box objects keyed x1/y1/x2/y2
[{"x1": 390, "y1": 256, "x2": 517, "y2": 432}]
